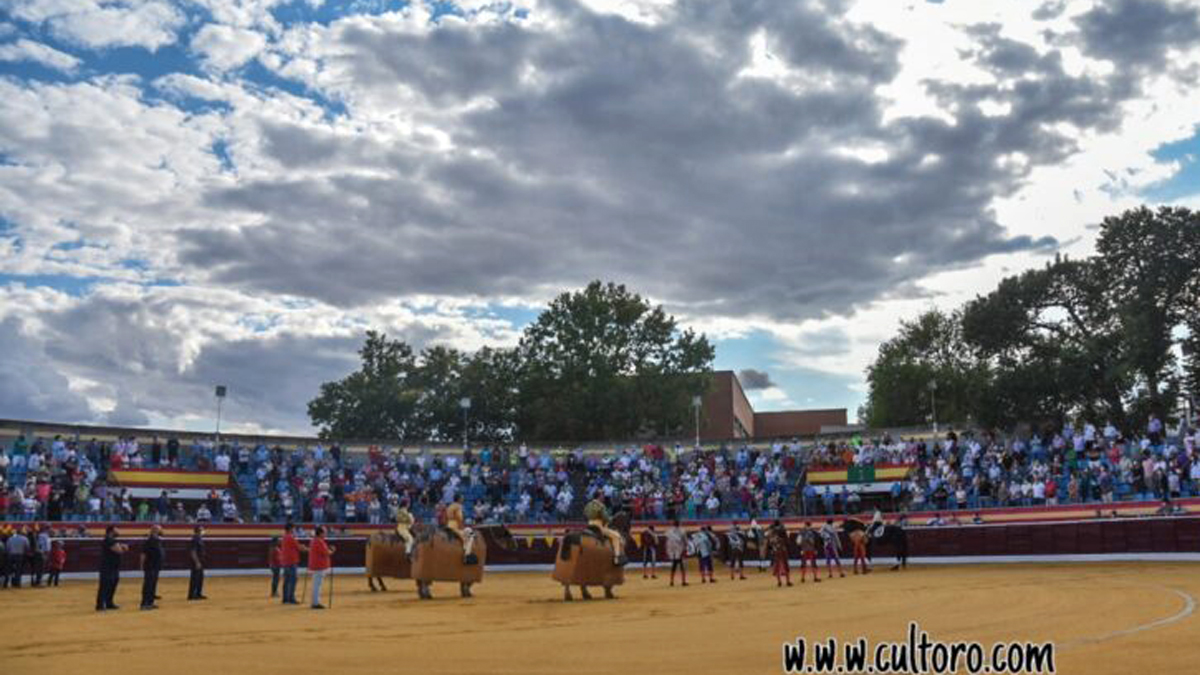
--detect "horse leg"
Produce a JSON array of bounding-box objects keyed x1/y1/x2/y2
[
  {"x1": 368, "y1": 577, "x2": 378, "y2": 592},
  {"x1": 378, "y1": 578, "x2": 388, "y2": 592},
  {"x1": 580, "y1": 585, "x2": 593, "y2": 600},
  {"x1": 461, "y1": 582, "x2": 473, "y2": 598},
  {"x1": 603, "y1": 585, "x2": 615, "y2": 600},
  {"x1": 563, "y1": 584, "x2": 573, "y2": 601}
]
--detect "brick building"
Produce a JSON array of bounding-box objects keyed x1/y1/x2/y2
[{"x1": 698, "y1": 371, "x2": 847, "y2": 442}]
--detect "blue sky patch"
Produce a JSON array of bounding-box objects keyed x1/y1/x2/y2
[{"x1": 1144, "y1": 126, "x2": 1200, "y2": 203}]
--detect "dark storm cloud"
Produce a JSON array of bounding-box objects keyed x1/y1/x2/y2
[
  {"x1": 175, "y1": 0, "x2": 1187, "y2": 322},
  {"x1": 0, "y1": 317, "x2": 95, "y2": 422},
  {"x1": 16, "y1": 290, "x2": 458, "y2": 431},
  {"x1": 1075, "y1": 0, "x2": 1200, "y2": 71},
  {"x1": 737, "y1": 368, "x2": 775, "y2": 390}
]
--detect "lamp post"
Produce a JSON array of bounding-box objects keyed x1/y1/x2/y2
[
  {"x1": 460, "y1": 397, "x2": 471, "y2": 450},
  {"x1": 928, "y1": 379, "x2": 938, "y2": 434},
  {"x1": 215, "y1": 385, "x2": 227, "y2": 444},
  {"x1": 692, "y1": 395, "x2": 703, "y2": 448},
  {"x1": 1183, "y1": 342, "x2": 1195, "y2": 430}
]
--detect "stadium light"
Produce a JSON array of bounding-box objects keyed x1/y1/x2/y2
[
  {"x1": 215, "y1": 385, "x2": 227, "y2": 444},
  {"x1": 928, "y1": 379, "x2": 938, "y2": 434},
  {"x1": 460, "y1": 397, "x2": 472, "y2": 450}
]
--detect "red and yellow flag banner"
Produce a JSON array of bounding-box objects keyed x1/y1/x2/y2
[
  {"x1": 806, "y1": 463, "x2": 913, "y2": 485},
  {"x1": 110, "y1": 468, "x2": 230, "y2": 489}
]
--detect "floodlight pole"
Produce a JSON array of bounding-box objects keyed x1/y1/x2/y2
[
  {"x1": 215, "y1": 385, "x2": 227, "y2": 445},
  {"x1": 460, "y1": 397, "x2": 472, "y2": 450},
  {"x1": 692, "y1": 395, "x2": 702, "y2": 448},
  {"x1": 928, "y1": 379, "x2": 938, "y2": 434}
]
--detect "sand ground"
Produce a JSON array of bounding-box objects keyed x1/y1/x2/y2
[{"x1": 2, "y1": 562, "x2": 1197, "y2": 675}]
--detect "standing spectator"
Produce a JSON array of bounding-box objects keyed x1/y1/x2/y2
[
  {"x1": 32, "y1": 524, "x2": 51, "y2": 587},
  {"x1": 307, "y1": 525, "x2": 336, "y2": 609},
  {"x1": 268, "y1": 537, "x2": 283, "y2": 598},
  {"x1": 280, "y1": 522, "x2": 301, "y2": 605},
  {"x1": 46, "y1": 540, "x2": 65, "y2": 587},
  {"x1": 155, "y1": 490, "x2": 170, "y2": 523},
  {"x1": 5, "y1": 527, "x2": 30, "y2": 588},
  {"x1": 665, "y1": 519, "x2": 688, "y2": 587},
  {"x1": 96, "y1": 525, "x2": 127, "y2": 611},
  {"x1": 187, "y1": 525, "x2": 207, "y2": 600},
  {"x1": 1, "y1": 528, "x2": 9, "y2": 588},
  {"x1": 639, "y1": 525, "x2": 658, "y2": 579},
  {"x1": 140, "y1": 524, "x2": 164, "y2": 610}
]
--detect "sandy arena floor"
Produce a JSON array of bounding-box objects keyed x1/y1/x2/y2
[{"x1": 2, "y1": 562, "x2": 1198, "y2": 675}]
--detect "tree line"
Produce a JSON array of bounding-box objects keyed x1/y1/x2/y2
[
  {"x1": 862, "y1": 206, "x2": 1200, "y2": 432},
  {"x1": 307, "y1": 281, "x2": 715, "y2": 443}
]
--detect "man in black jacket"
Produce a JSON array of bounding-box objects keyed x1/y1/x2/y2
[
  {"x1": 96, "y1": 526, "x2": 127, "y2": 611},
  {"x1": 140, "y1": 524, "x2": 164, "y2": 610},
  {"x1": 187, "y1": 525, "x2": 207, "y2": 600}
]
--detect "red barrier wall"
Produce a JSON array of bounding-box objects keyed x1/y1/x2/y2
[{"x1": 44, "y1": 515, "x2": 1200, "y2": 573}]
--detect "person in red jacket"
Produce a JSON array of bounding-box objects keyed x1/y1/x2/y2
[
  {"x1": 307, "y1": 526, "x2": 336, "y2": 610},
  {"x1": 279, "y1": 522, "x2": 301, "y2": 605},
  {"x1": 47, "y1": 540, "x2": 66, "y2": 587}
]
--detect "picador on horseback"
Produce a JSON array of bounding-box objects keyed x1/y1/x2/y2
[{"x1": 584, "y1": 491, "x2": 627, "y2": 566}]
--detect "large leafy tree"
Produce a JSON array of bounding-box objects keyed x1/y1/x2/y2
[
  {"x1": 862, "y1": 309, "x2": 986, "y2": 428},
  {"x1": 1094, "y1": 206, "x2": 1199, "y2": 424},
  {"x1": 516, "y1": 281, "x2": 714, "y2": 441},
  {"x1": 863, "y1": 206, "x2": 1200, "y2": 432},
  {"x1": 960, "y1": 256, "x2": 1130, "y2": 427},
  {"x1": 308, "y1": 281, "x2": 714, "y2": 442},
  {"x1": 307, "y1": 331, "x2": 421, "y2": 440}
]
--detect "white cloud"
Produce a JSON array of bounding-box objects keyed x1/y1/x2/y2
[
  {"x1": 191, "y1": 23, "x2": 269, "y2": 71},
  {"x1": 0, "y1": 37, "x2": 80, "y2": 72},
  {"x1": 1, "y1": 0, "x2": 1199, "y2": 431},
  {"x1": 3, "y1": 0, "x2": 185, "y2": 51}
]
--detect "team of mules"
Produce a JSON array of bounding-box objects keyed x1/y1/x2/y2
[{"x1": 362, "y1": 515, "x2": 907, "y2": 599}]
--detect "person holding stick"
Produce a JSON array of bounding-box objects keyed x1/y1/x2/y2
[
  {"x1": 308, "y1": 526, "x2": 335, "y2": 609},
  {"x1": 280, "y1": 522, "x2": 301, "y2": 605}
]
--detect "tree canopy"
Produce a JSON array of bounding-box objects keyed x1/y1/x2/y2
[
  {"x1": 308, "y1": 281, "x2": 714, "y2": 442},
  {"x1": 863, "y1": 206, "x2": 1200, "y2": 431}
]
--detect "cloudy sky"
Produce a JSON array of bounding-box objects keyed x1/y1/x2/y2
[{"x1": 1, "y1": 0, "x2": 1198, "y2": 435}]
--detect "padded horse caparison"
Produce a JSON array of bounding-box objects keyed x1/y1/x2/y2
[{"x1": 559, "y1": 526, "x2": 611, "y2": 561}]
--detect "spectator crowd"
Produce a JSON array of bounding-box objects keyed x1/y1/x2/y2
[{"x1": 3, "y1": 415, "x2": 1198, "y2": 529}]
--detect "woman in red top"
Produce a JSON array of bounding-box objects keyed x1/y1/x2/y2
[{"x1": 307, "y1": 526, "x2": 336, "y2": 609}]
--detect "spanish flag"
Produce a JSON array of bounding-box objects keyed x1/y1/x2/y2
[
  {"x1": 110, "y1": 468, "x2": 230, "y2": 489},
  {"x1": 807, "y1": 463, "x2": 912, "y2": 485}
]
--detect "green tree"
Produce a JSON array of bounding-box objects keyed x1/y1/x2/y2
[
  {"x1": 459, "y1": 347, "x2": 521, "y2": 444},
  {"x1": 960, "y1": 256, "x2": 1130, "y2": 427},
  {"x1": 516, "y1": 281, "x2": 714, "y2": 441},
  {"x1": 862, "y1": 309, "x2": 985, "y2": 428},
  {"x1": 1094, "y1": 206, "x2": 1199, "y2": 424},
  {"x1": 307, "y1": 331, "x2": 421, "y2": 440}
]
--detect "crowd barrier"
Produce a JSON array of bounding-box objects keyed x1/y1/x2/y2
[{"x1": 12, "y1": 510, "x2": 1198, "y2": 574}]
